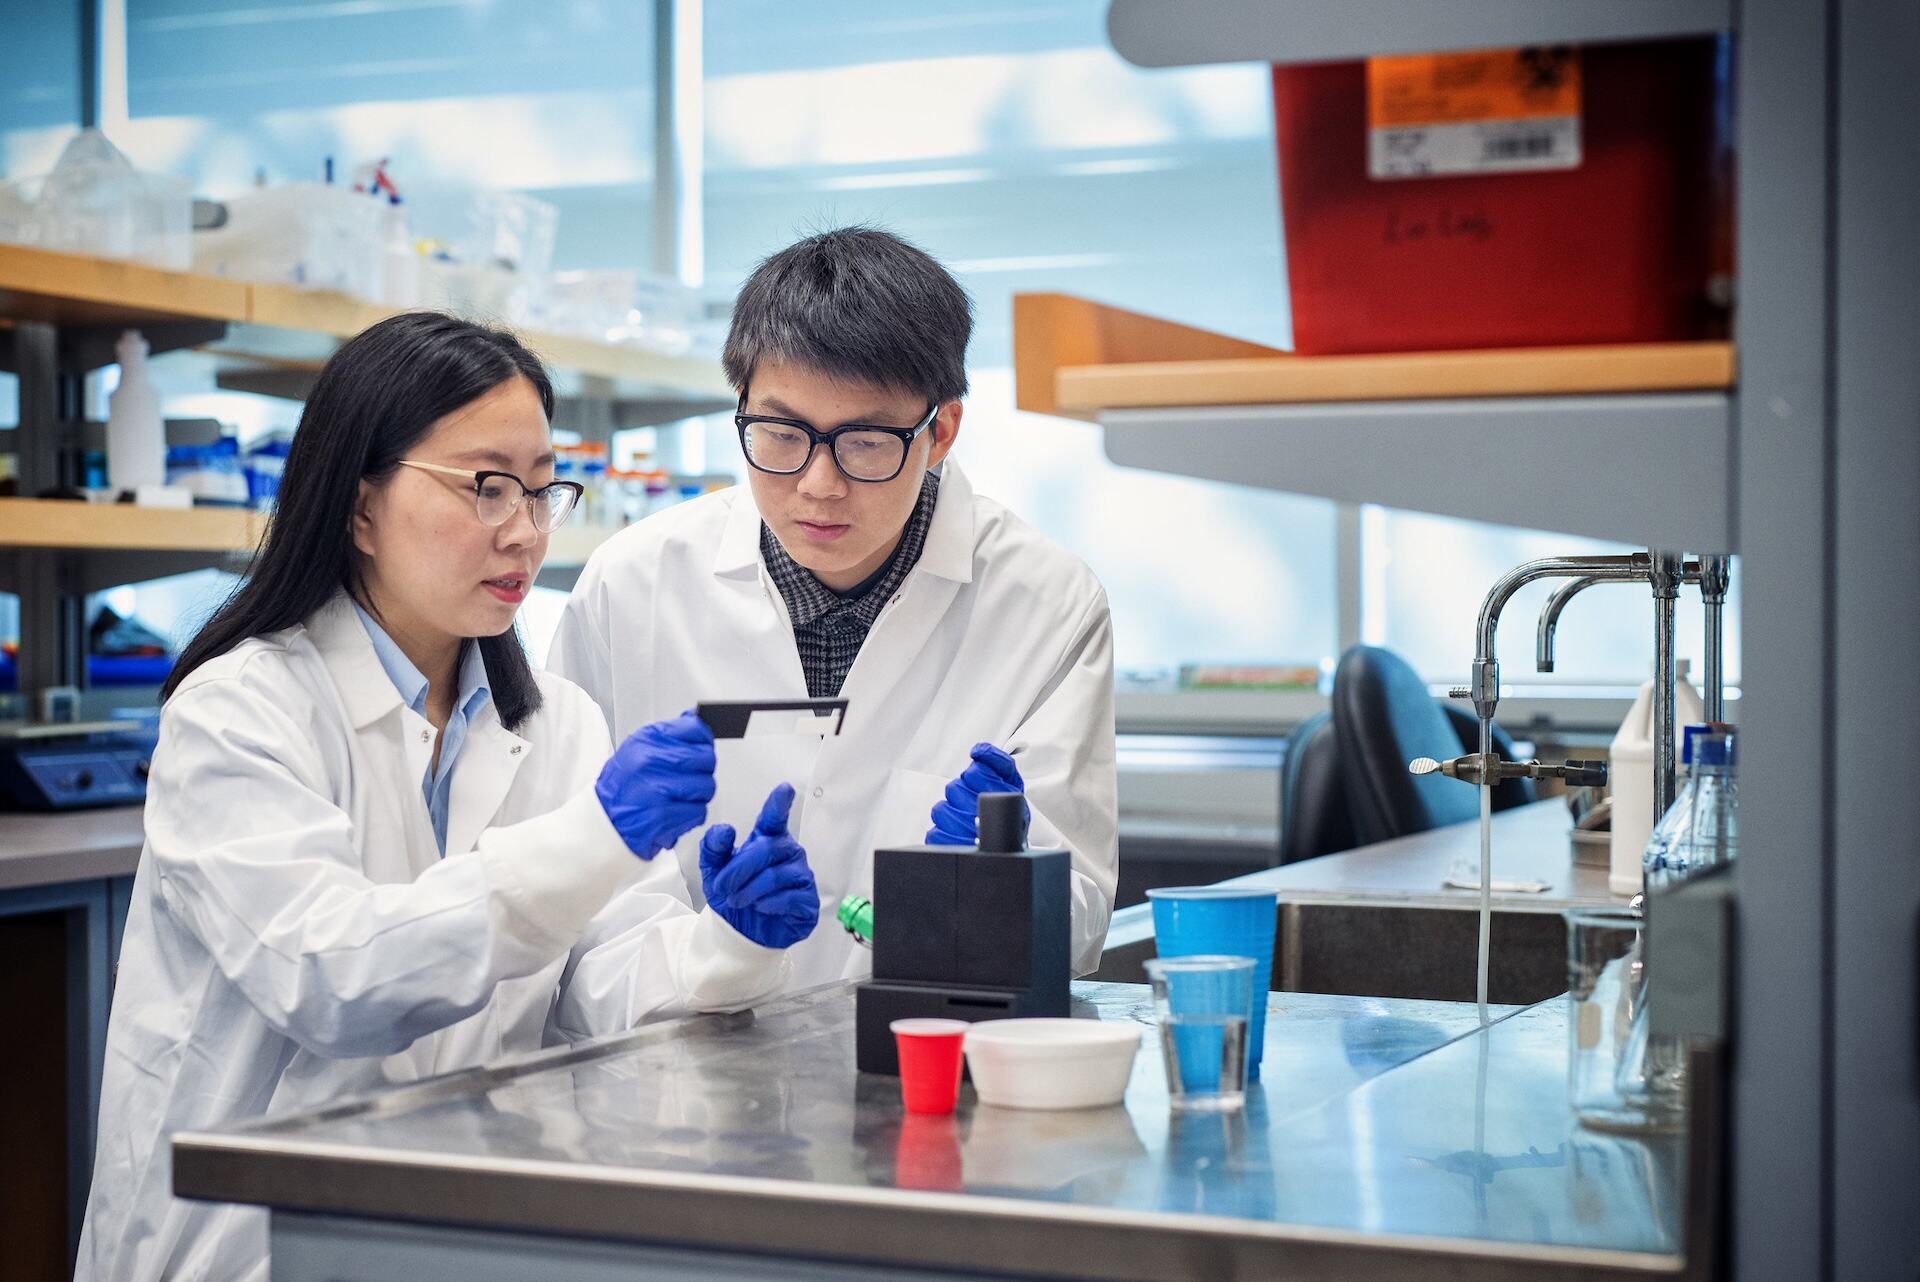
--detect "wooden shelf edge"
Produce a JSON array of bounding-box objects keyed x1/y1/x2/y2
[
  {"x1": 0, "y1": 498, "x2": 267, "y2": 552},
  {"x1": 1, "y1": 247, "x2": 728, "y2": 401},
  {"x1": 1012, "y1": 293, "x2": 1284, "y2": 420},
  {"x1": 0, "y1": 244, "x2": 249, "y2": 326},
  {"x1": 0, "y1": 497, "x2": 637, "y2": 570},
  {"x1": 246, "y1": 284, "x2": 395, "y2": 338},
  {"x1": 522, "y1": 331, "x2": 732, "y2": 397},
  {"x1": 1058, "y1": 342, "x2": 1737, "y2": 411},
  {"x1": 240, "y1": 292, "x2": 731, "y2": 398}
]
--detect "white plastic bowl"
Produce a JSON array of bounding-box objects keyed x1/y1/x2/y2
[{"x1": 962, "y1": 1018, "x2": 1142, "y2": 1110}]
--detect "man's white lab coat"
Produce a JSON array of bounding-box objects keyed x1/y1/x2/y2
[{"x1": 548, "y1": 461, "x2": 1119, "y2": 991}]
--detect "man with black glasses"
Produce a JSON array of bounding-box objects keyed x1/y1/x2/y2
[{"x1": 549, "y1": 226, "x2": 1117, "y2": 990}]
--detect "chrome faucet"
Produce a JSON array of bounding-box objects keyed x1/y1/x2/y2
[
  {"x1": 1414, "y1": 548, "x2": 1734, "y2": 1018},
  {"x1": 1439, "y1": 552, "x2": 1652, "y2": 1018},
  {"x1": 1526, "y1": 554, "x2": 1693, "y2": 816},
  {"x1": 1646, "y1": 551, "x2": 1687, "y2": 819},
  {"x1": 1698, "y1": 554, "x2": 1732, "y2": 721},
  {"x1": 1458, "y1": 552, "x2": 1651, "y2": 725},
  {"x1": 1536, "y1": 559, "x2": 1702, "y2": 674}
]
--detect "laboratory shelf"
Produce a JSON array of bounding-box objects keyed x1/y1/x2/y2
[
  {"x1": 1106, "y1": 0, "x2": 1733, "y2": 69},
  {"x1": 0, "y1": 245, "x2": 733, "y2": 411},
  {"x1": 0, "y1": 244, "x2": 248, "y2": 330},
  {"x1": 0, "y1": 498, "x2": 267, "y2": 553},
  {"x1": 231, "y1": 285, "x2": 734, "y2": 407},
  {"x1": 0, "y1": 497, "x2": 616, "y2": 579},
  {"x1": 1102, "y1": 393, "x2": 1730, "y2": 549},
  {"x1": 1013, "y1": 293, "x2": 1735, "y2": 549}
]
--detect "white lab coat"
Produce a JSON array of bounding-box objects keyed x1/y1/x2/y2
[
  {"x1": 77, "y1": 593, "x2": 788, "y2": 1282},
  {"x1": 548, "y1": 461, "x2": 1119, "y2": 991}
]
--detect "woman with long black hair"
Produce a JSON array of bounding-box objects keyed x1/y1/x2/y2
[{"x1": 76, "y1": 312, "x2": 820, "y2": 1282}]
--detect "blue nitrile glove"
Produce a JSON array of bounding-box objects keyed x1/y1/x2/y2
[
  {"x1": 595, "y1": 710, "x2": 716, "y2": 859},
  {"x1": 699, "y1": 783, "x2": 820, "y2": 949},
  {"x1": 926, "y1": 742, "x2": 1027, "y2": 846}
]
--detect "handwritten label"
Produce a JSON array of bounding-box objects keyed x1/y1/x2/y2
[{"x1": 1383, "y1": 205, "x2": 1495, "y2": 247}]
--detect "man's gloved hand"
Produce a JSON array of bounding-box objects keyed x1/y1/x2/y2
[
  {"x1": 926, "y1": 742, "x2": 1027, "y2": 846},
  {"x1": 595, "y1": 710, "x2": 716, "y2": 859},
  {"x1": 699, "y1": 783, "x2": 820, "y2": 950}
]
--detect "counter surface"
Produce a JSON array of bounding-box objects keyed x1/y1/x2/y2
[
  {"x1": 1244, "y1": 798, "x2": 1613, "y2": 910},
  {"x1": 174, "y1": 983, "x2": 1686, "y2": 1280},
  {"x1": 0, "y1": 808, "x2": 144, "y2": 891}
]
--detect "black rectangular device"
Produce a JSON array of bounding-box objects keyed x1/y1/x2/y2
[{"x1": 853, "y1": 835, "x2": 1071, "y2": 1075}]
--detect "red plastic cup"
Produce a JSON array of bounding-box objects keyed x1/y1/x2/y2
[{"x1": 892, "y1": 1018, "x2": 968, "y2": 1115}]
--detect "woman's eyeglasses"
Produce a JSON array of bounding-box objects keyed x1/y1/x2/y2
[{"x1": 396, "y1": 460, "x2": 584, "y2": 533}]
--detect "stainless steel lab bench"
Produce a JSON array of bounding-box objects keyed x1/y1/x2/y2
[
  {"x1": 173, "y1": 981, "x2": 1705, "y2": 1281},
  {"x1": 1100, "y1": 799, "x2": 1623, "y2": 1004}
]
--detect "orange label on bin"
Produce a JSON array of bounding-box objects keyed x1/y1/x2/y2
[
  {"x1": 1368, "y1": 47, "x2": 1581, "y2": 127},
  {"x1": 1366, "y1": 47, "x2": 1583, "y2": 179}
]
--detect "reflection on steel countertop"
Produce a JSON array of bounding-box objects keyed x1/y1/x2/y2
[{"x1": 173, "y1": 982, "x2": 1688, "y2": 1281}]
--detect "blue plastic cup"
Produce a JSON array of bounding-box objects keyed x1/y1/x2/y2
[{"x1": 1147, "y1": 886, "x2": 1278, "y2": 1079}]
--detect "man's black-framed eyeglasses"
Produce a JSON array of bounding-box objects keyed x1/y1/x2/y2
[{"x1": 734, "y1": 395, "x2": 938, "y2": 484}]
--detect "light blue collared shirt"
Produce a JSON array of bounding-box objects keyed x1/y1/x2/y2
[{"x1": 353, "y1": 603, "x2": 492, "y2": 856}]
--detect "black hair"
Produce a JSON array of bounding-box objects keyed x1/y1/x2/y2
[
  {"x1": 162, "y1": 311, "x2": 555, "y2": 731},
  {"x1": 722, "y1": 225, "x2": 972, "y2": 404}
]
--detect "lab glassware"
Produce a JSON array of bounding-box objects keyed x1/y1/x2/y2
[
  {"x1": 1145, "y1": 955, "x2": 1255, "y2": 1113},
  {"x1": 1565, "y1": 907, "x2": 1675, "y2": 1132},
  {"x1": 1146, "y1": 887, "x2": 1277, "y2": 1078}
]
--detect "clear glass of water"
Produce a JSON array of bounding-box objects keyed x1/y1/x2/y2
[
  {"x1": 1564, "y1": 906, "x2": 1681, "y2": 1132},
  {"x1": 1145, "y1": 955, "x2": 1256, "y2": 1112}
]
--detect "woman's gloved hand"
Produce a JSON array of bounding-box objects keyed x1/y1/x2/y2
[
  {"x1": 595, "y1": 710, "x2": 716, "y2": 858},
  {"x1": 699, "y1": 783, "x2": 820, "y2": 949},
  {"x1": 926, "y1": 742, "x2": 1027, "y2": 846}
]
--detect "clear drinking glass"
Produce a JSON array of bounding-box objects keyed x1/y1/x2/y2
[
  {"x1": 1565, "y1": 907, "x2": 1676, "y2": 1132},
  {"x1": 1145, "y1": 955, "x2": 1255, "y2": 1113}
]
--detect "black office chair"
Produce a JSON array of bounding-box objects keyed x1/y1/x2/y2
[
  {"x1": 1279, "y1": 711, "x2": 1357, "y2": 864},
  {"x1": 1330, "y1": 645, "x2": 1536, "y2": 848}
]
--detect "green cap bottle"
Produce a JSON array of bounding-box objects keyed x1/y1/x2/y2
[{"x1": 836, "y1": 894, "x2": 874, "y2": 948}]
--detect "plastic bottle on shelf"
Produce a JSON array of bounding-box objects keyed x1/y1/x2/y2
[
  {"x1": 107, "y1": 330, "x2": 167, "y2": 494},
  {"x1": 1660, "y1": 726, "x2": 1737, "y2": 885},
  {"x1": 1641, "y1": 724, "x2": 1706, "y2": 893},
  {"x1": 1615, "y1": 724, "x2": 1737, "y2": 1118},
  {"x1": 581, "y1": 459, "x2": 608, "y2": 528},
  {"x1": 1607, "y1": 659, "x2": 1705, "y2": 896}
]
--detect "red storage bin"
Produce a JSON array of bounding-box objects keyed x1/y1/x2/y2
[{"x1": 1273, "y1": 40, "x2": 1725, "y2": 355}]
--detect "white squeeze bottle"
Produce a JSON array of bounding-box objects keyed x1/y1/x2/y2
[
  {"x1": 107, "y1": 330, "x2": 166, "y2": 493},
  {"x1": 1608, "y1": 659, "x2": 1706, "y2": 896}
]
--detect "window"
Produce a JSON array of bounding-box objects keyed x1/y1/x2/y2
[
  {"x1": 0, "y1": 4, "x2": 82, "y2": 173},
  {"x1": 1362, "y1": 506, "x2": 1742, "y2": 694},
  {"x1": 120, "y1": 1, "x2": 657, "y2": 269},
  {"x1": 3, "y1": 3, "x2": 1725, "y2": 704},
  {"x1": 704, "y1": 0, "x2": 1335, "y2": 679}
]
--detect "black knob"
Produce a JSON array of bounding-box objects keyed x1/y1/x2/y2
[
  {"x1": 74, "y1": 770, "x2": 94, "y2": 790},
  {"x1": 975, "y1": 792, "x2": 1028, "y2": 853}
]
